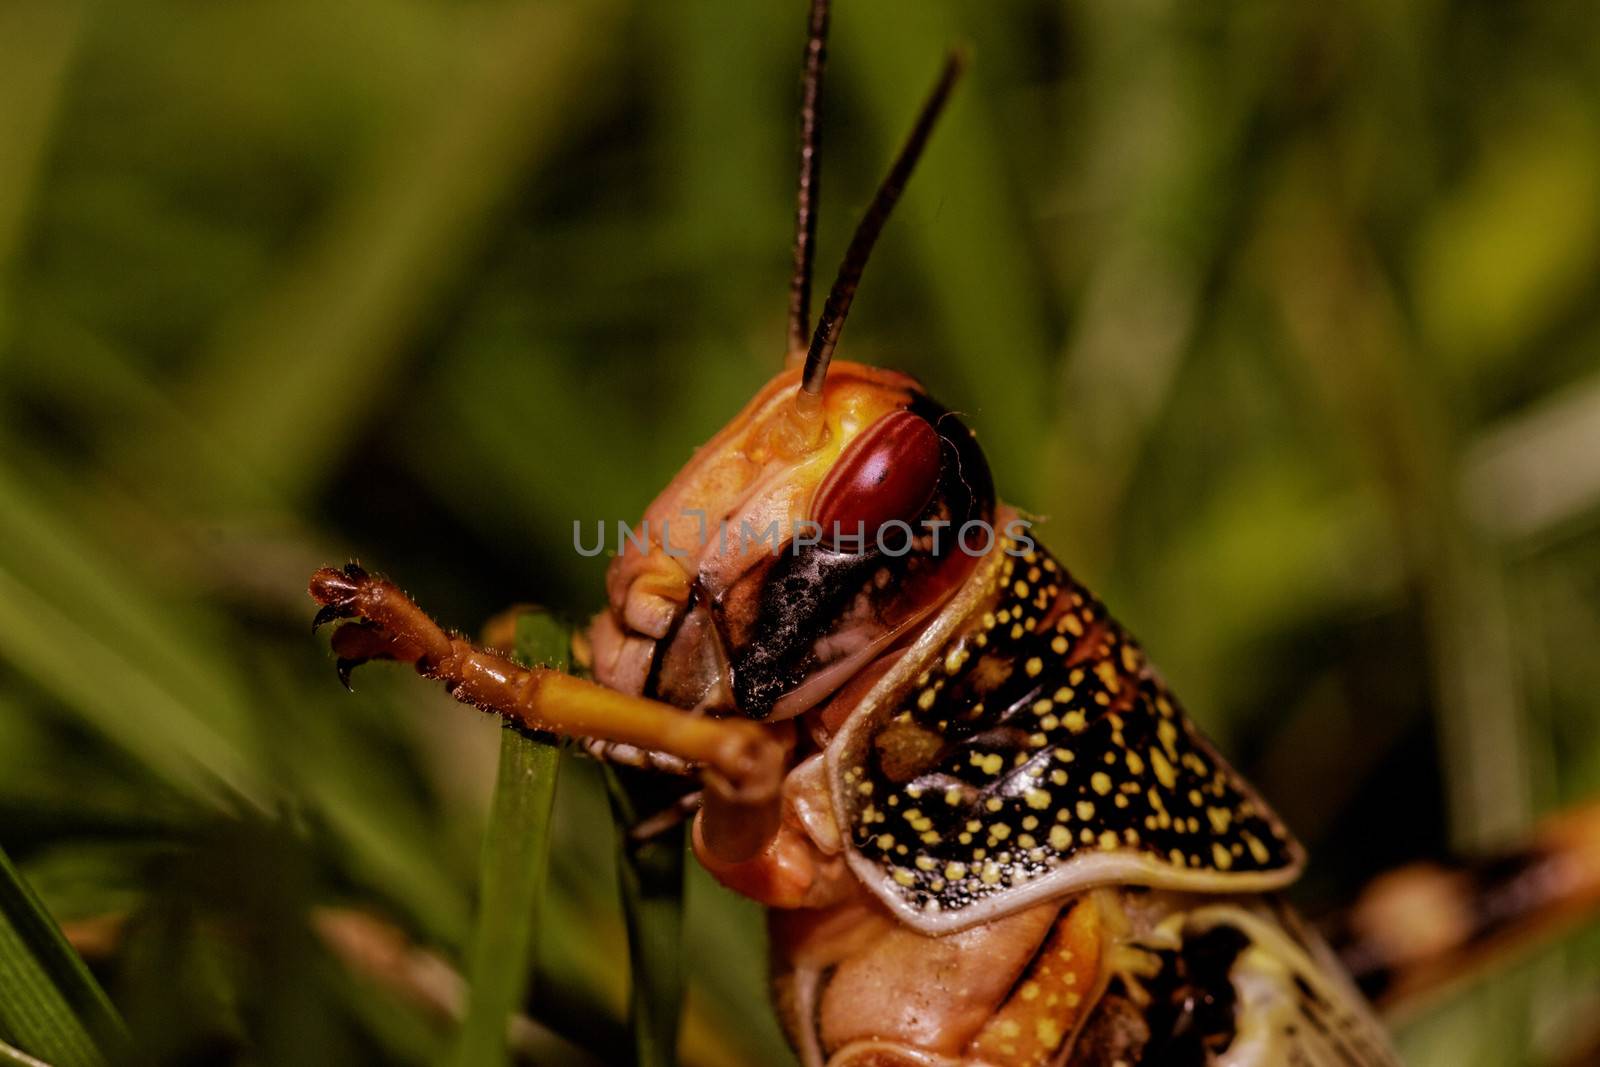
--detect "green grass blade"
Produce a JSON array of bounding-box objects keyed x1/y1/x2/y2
[
  {"x1": 0, "y1": 844, "x2": 129, "y2": 1067},
  {"x1": 447, "y1": 613, "x2": 567, "y2": 1067},
  {"x1": 0, "y1": 1038, "x2": 51, "y2": 1067},
  {"x1": 602, "y1": 770, "x2": 686, "y2": 1067}
]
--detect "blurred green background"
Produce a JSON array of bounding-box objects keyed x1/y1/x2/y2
[{"x1": 2, "y1": 0, "x2": 1599, "y2": 1064}]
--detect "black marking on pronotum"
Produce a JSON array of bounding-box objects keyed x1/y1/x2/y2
[{"x1": 840, "y1": 543, "x2": 1297, "y2": 917}]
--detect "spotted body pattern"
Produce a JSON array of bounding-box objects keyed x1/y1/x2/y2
[{"x1": 837, "y1": 542, "x2": 1301, "y2": 925}]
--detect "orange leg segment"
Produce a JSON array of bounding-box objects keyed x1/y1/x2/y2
[{"x1": 309, "y1": 564, "x2": 784, "y2": 861}]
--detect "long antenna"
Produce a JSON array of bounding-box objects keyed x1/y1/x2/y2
[
  {"x1": 787, "y1": 0, "x2": 830, "y2": 359},
  {"x1": 800, "y1": 50, "x2": 966, "y2": 397}
]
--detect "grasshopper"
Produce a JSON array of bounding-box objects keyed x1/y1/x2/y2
[{"x1": 310, "y1": 2, "x2": 1407, "y2": 1063}]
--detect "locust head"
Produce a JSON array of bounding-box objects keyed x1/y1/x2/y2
[
  {"x1": 586, "y1": 45, "x2": 985, "y2": 728},
  {"x1": 591, "y1": 361, "x2": 994, "y2": 723}
]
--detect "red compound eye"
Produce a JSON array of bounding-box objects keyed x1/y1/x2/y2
[{"x1": 812, "y1": 410, "x2": 943, "y2": 550}]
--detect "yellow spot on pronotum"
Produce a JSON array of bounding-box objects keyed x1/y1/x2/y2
[
  {"x1": 1025, "y1": 788, "x2": 1051, "y2": 810},
  {"x1": 1025, "y1": 657, "x2": 1043, "y2": 677},
  {"x1": 1091, "y1": 772, "x2": 1112, "y2": 795},
  {"x1": 1157, "y1": 718, "x2": 1179, "y2": 754},
  {"x1": 1151, "y1": 749, "x2": 1178, "y2": 788},
  {"x1": 893, "y1": 868, "x2": 916, "y2": 886},
  {"x1": 1212, "y1": 842, "x2": 1233, "y2": 869},
  {"x1": 1243, "y1": 831, "x2": 1271, "y2": 865},
  {"x1": 1049, "y1": 825, "x2": 1071, "y2": 850},
  {"x1": 1076, "y1": 800, "x2": 1095, "y2": 820}
]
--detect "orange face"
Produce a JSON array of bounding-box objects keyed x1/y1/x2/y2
[{"x1": 589, "y1": 361, "x2": 994, "y2": 722}]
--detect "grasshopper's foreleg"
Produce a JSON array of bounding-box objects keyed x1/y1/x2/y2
[{"x1": 309, "y1": 564, "x2": 784, "y2": 861}]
